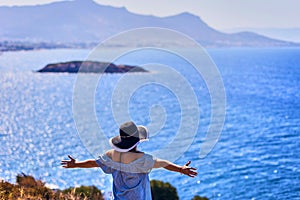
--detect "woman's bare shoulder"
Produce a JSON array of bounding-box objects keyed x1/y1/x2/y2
[
  {"x1": 105, "y1": 149, "x2": 145, "y2": 164},
  {"x1": 105, "y1": 149, "x2": 114, "y2": 159}
]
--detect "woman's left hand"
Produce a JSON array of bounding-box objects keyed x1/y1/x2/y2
[{"x1": 181, "y1": 161, "x2": 198, "y2": 177}]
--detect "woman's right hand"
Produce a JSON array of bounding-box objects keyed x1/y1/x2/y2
[{"x1": 61, "y1": 155, "x2": 76, "y2": 168}]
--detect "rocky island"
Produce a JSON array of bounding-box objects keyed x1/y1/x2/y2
[{"x1": 37, "y1": 61, "x2": 148, "y2": 73}]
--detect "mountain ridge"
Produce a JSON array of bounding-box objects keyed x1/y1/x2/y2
[{"x1": 0, "y1": 0, "x2": 298, "y2": 47}]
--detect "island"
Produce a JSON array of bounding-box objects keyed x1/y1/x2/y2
[{"x1": 37, "y1": 61, "x2": 148, "y2": 73}]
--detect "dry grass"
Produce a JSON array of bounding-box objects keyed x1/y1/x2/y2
[{"x1": 0, "y1": 174, "x2": 103, "y2": 200}]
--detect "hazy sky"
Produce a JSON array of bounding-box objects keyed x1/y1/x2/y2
[{"x1": 0, "y1": 0, "x2": 299, "y2": 30}]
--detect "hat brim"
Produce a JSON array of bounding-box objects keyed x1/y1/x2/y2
[{"x1": 109, "y1": 126, "x2": 149, "y2": 152}]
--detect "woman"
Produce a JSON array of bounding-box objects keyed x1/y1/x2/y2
[{"x1": 61, "y1": 121, "x2": 198, "y2": 200}]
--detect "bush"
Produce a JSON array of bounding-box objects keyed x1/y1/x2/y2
[
  {"x1": 0, "y1": 174, "x2": 53, "y2": 200},
  {"x1": 151, "y1": 180, "x2": 179, "y2": 200},
  {"x1": 0, "y1": 174, "x2": 104, "y2": 200},
  {"x1": 62, "y1": 185, "x2": 103, "y2": 200},
  {"x1": 192, "y1": 195, "x2": 209, "y2": 200},
  {"x1": 0, "y1": 180, "x2": 16, "y2": 199},
  {"x1": 16, "y1": 173, "x2": 53, "y2": 199}
]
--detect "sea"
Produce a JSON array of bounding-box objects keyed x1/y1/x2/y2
[{"x1": 0, "y1": 47, "x2": 299, "y2": 200}]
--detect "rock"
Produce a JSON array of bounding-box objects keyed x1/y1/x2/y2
[{"x1": 37, "y1": 61, "x2": 148, "y2": 73}]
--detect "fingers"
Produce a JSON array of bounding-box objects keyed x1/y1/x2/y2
[
  {"x1": 61, "y1": 159, "x2": 71, "y2": 164},
  {"x1": 60, "y1": 161, "x2": 69, "y2": 167},
  {"x1": 182, "y1": 162, "x2": 198, "y2": 178},
  {"x1": 185, "y1": 169, "x2": 197, "y2": 178},
  {"x1": 61, "y1": 161, "x2": 73, "y2": 168},
  {"x1": 187, "y1": 172, "x2": 197, "y2": 178},
  {"x1": 183, "y1": 161, "x2": 198, "y2": 175},
  {"x1": 60, "y1": 162, "x2": 68, "y2": 167},
  {"x1": 187, "y1": 169, "x2": 198, "y2": 176},
  {"x1": 188, "y1": 174, "x2": 196, "y2": 178},
  {"x1": 68, "y1": 155, "x2": 75, "y2": 161},
  {"x1": 61, "y1": 155, "x2": 75, "y2": 164},
  {"x1": 190, "y1": 170, "x2": 198, "y2": 176},
  {"x1": 185, "y1": 161, "x2": 191, "y2": 166},
  {"x1": 61, "y1": 155, "x2": 75, "y2": 168}
]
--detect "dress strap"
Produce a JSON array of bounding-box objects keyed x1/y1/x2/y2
[{"x1": 119, "y1": 152, "x2": 122, "y2": 163}]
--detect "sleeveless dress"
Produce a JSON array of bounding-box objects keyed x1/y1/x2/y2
[{"x1": 96, "y1": 153, "x2": 155, "y2": 200}]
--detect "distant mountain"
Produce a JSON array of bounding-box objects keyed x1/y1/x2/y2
[
  {"x1": 0, "y1": 0, "x2": 298, "y2": 47},
  {"x1": 224, "y1": 27, "x2": 300, "y2": 43}
]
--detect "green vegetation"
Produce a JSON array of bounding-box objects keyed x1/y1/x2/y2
[
  {"x1": 151, "y1": 180, "x2": 209, "y2": 200},
  {"x1": 151, "y1": 180, "x2": 179, "y2": 200},
  {"x1": 0, "y1": 174, "x2": 103, "y2": 200},
  {"x1": 192, "y1": 195, "x2": 209, "y2": 200},
  {"x1": 62, "y1": 185, "x2": 103, "y2": 200},
  {"x1": 0, "y1": 174, "x2": 208, "y2": 200}
]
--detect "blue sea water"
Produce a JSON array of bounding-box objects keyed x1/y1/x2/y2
[{"x1": 0, "y1": 47, "x2": 299, "y2": 200}]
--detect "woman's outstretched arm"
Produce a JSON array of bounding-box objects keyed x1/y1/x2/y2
[
  {"x1": 153, "y1": 159, "x2": 198, "y2": 177},
  {"x1": 61, "y1": 155, "x2": 98, "y2": 168}
]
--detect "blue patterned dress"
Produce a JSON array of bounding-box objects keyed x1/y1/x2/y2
[{"x1": 96, "y1": 153, "x2": 155, "y2": 200}]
